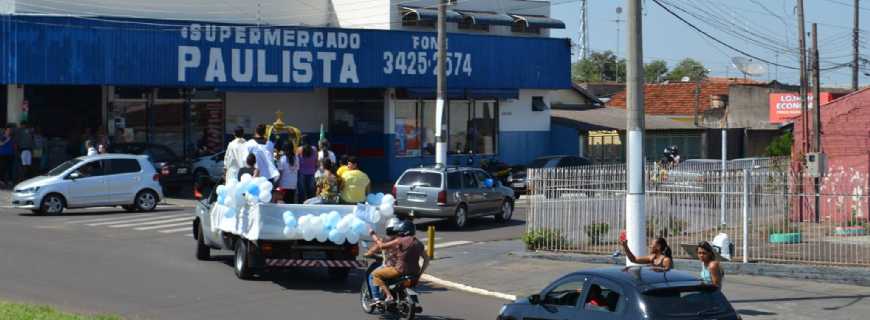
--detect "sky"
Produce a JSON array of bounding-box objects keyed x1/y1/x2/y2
[{"x1": 549, "y1": 0, "x2": 870, "y2": 87}]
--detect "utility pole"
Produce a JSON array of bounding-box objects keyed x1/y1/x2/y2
[
  {"x1": 435, "y1": 0, "x2": 448, "y2": 166},
  {"x1": 812, "y1": 23, "x2": 822, "y2": 223},
  {"x1": 625, "y1": 0, "x2": 647, "y2": 265},
  {"x1": 853, "y1": 0, "x2": 860, "y2": 91},
  {"x1": 797, "y1": 0, "x2": 808, "y2": 222},
  {"x1": 579, "y1": 0, "x2": 590, "y2": 60}
]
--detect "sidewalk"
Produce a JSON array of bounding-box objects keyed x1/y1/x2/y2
[{"x1": 427, "y1": 240, "x2": 870, "y2": 320}]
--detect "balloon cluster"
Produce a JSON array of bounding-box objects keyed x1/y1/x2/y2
[
  {"x1": 215, "y1": 173, "x2": 274, "y2": 220},
  {"x1": 279, "y1": 193, "x2": 396, "y2": 245}
]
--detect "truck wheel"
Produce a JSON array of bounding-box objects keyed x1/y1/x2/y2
[
  {"x1": 234, "y1": 240, "x2": 253, "y2": 279},
  {"x1": 195, "y1": 223, "x2": 210, "y2": 261},
  {"x1": 328, "y1": 267, "x2": 350, "y2": 282},
  {"x1": 451, "y1": 205, "x2": 468, "y2": 229}
]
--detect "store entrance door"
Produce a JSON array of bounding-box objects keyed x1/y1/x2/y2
[
  {"x1": 329, "y1": 89, "x2": 387, "y2": 183},
  {"x1": 25, "y1": 85, "x2": 102, "y2": 166}
]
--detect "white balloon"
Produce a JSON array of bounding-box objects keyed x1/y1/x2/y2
[
  {"x1": 240, "y1": 173, "x2": 253, "y2": 183},
  {"x1": 224, "y1": 196, "x2": 237, "y2": 208},
  {"x1": 379, "y1": 205, "x2": 395, "y2": 220},
  {"x1": 328, "y1": 229, "x2": 345, "y2": 244},
  {"x1": 316, "y1": 228, "x2": 329, "y2": 243},
  {"x1": 282, "y1": 211, "x2": 296, "y2": 224},
  {"x1": 258, "y1": 191, "x2": 272, "y2": 203},
  {"x1": 346, "y1": 232, "x2": 360, "y2": 244},
  {"x1": 216, "y1": 185, "x2": 227, "y2": 196},
  {"x1": 381, "y1": 194, "x2": 395, "y2": 206},
  {"x1": 283, "y1": 225, "x2": 298, "y2": 238},
  {"x1": 336, "y1": 214, "x2": 354, "y2": 233}
]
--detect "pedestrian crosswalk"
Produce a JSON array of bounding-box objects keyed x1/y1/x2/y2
[{"x1": 59, "y1": 212, "x2": 194, "y2": 237}]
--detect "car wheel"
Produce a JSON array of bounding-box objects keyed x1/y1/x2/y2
[
  {"x1": 494, "y1": 200, "x2": 513, "y2": 223},
  {"x1": 121, "y1": 205, "x2": 138, "y2": 212},
  {"x1": 234, "y1": 240, "x2": 254, "y2": 279},
  {"x1": 40, "y1": 194, "x2": 65, "y2": 215},
  {"x1": 195, "y1": 222, "x2": 210, "y2": 261},
  {"x1": 134, "y1": 190, "x2": 158, "y2": 212},
  {"x1": 452, "y1": 205, "x2": 468, "y2": 229}
]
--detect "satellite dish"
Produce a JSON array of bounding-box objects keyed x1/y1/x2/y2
[
  {"x1": 681, "y1": 76, "x2": 691, "y2": 82},
  {"x1": 731, "y1": 57, "x2": 767, "y2": 77}
]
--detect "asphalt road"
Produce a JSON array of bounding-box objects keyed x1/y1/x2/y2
[{"x1": 0, "y1": 204, "x2": 507, "y2": 320}]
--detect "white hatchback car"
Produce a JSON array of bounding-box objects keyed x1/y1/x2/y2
[{"x1": 12, "y1": 154, "x2": 164, "y2": 215}]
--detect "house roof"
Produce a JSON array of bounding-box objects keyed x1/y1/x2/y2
[
  {"x1": 576, "y1": 82, "x2": 625, "y2": 99},
  {"x1": 552, "y1": 107, "x2": 699, "y2": 131},
  {"x1": 606, "y1": 77, "x2": 761, "y2": 116}
]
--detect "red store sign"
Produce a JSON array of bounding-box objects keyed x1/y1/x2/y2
[{"x1": 768, "y1": 92, "x2": 835, "y2": 124}]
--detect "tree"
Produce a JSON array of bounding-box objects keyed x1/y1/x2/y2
[
  {"x1": 571, "y1": 51, "x2": 626, "y2": 83},
  {"x1": 666, "y1": 58, "x2": 708, "y2": 81},
  {"x1": 766, "y1": 132, "x2": 792, "y2": 157},
  {"x1": 644, "y1": 60, "x2": 669, "y2": 83}
]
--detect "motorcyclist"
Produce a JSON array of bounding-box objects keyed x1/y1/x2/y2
[
  {"x1": 364, "y1": 219, "x2": 402, "y2": 302},
  {"x1": 368, "y1": 220, "x2": 430, "y2": 304}
]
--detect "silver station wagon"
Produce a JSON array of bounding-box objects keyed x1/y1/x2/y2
[{"x1": 393, "y1": 165, "x2": 515, "y2": 229}]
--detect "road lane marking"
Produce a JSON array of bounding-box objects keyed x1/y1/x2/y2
[
  {"x1": 87, "y1": 214, "x2": 189, "y2": 226},
  {"x1": 420, "y1": 274, "x2": 516, "y2": 301},
  {"x1": 109, "y1": 217, "x2": 192, "y2": 228},
  {"x1": 66, "y1": 213, "x2": 159, "y2": 224},
  {"x1": 134, "y1": 222, "x2": 191, "y2": 231},
  {"x1": 433, "y1": 241, "x2": 473, "y2": 249},
  {"x1": 158, "y1": 227, "x2": 193, "y2": 234}
]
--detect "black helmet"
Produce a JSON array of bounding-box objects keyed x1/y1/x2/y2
[{"x1": 396, "y1": 220, "x2": 416, "y2": 236}]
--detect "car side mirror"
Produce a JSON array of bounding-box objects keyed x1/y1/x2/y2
[
  {"x1": 68, "y1": 172, "x2": 81, "y2": 180},
  {"x1": 529, "y1": 294, "x2": 542, "y2": 305}
]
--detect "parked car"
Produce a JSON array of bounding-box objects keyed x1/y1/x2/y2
[
  {"x1": 509, "y1": 155, "x2": 593, "y2": 198},
  {"x1": 12, "y1": 154, "x2": 163, "y2": 215},
  {"x1": 109, "y1": 143, "x2": 193, "y2": 194},
  {"x1": 193, "y1": 151, "x2": 225, "y2": 182},
  {"x1": 497, "y1": 267, "x2": 740, "y2": 320},
  {"x1": 393, "y1": 165, "x2": 515, "y2": 229}
]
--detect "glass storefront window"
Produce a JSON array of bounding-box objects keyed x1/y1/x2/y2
[{"x1": 394, "y1": 99, "x2": 497, "y2": 157}]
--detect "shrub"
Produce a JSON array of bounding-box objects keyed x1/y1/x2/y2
[
  {"x1": 584, "y1": 223, "x2": 610, "y2": 245},
  {"x1": 767, "y1": 223, "x2": 801, "y2": 235},
  {"x1": 522, "y1": 229, "x2": 566, "y2": 250}
]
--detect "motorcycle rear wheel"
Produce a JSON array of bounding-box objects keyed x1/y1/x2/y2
[{"x1": 360, "y1": 279, "x2": 375, "y2": 314}]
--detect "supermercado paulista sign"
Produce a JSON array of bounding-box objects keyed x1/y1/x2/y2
[{"x1": 0, "y1": 15, "x2": 570, "y2": 89}]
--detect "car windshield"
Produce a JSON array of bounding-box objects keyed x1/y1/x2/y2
[
  {"x1": 642, "y1": 286, "x2": 730, "y2": 317},
  {"x1": 46, "y1": 159, "x2": 82, "y2": 176},
  {"x1": 529, "y1": 158, "x2": 559, "y2": 168},
  {"x1": 398, "y1": 171, "x2": 442, "y2": 188}
]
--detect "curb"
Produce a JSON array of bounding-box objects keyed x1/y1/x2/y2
[{"x1": 514, "y1": 251, "x2": 870, "y2": 287}]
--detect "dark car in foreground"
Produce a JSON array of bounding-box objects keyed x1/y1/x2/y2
[
  {"x1": 498, "y1": 267, "x2": 739, "y2": 320},
  {"x1": 109, "y1": 143, "x2": 193, "y2": 194},
  {"x1": 509, "y1": 155, "x2": 592, "y2": 198}
]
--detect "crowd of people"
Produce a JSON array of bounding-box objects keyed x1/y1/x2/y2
[
  {"x1": 223, "y1": 125, "x2": 371, "y2": 205},
  {"x1": 0, "y1": 122, "x2": 47, "y2": 188}
]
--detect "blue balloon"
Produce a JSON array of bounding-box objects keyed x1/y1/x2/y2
[
  {"x1": 247, "y1": 184, "x2": 260, "y2": 197},
  {"x1": 484, "y1": 178, "x2": 494, "y2": 188},
  {"x1": 366, "y1": 193, "x2": 385, "y2": 206}
]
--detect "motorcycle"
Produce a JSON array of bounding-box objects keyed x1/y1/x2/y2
[{"x1": 359, "y1": 252, "x2": 422, "y2": 320}]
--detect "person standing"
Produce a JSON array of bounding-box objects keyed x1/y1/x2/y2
[
  {"x1": 619, "y1": 237, "x2": 673, "y2": 270},
  {"x1": 697, "y1": 241, "x2": 724, "y2": 287},
  {"x1": 0, "y1": 127, "x2": 15, "y2": 188},
  {"x1": 340, "y1": 156, "x2": 371, "y2": 204},
  {"x1": 244, "y1": 124, "x2": 279, "y2": 184},
  {"x1": 277, "y1": 142, "x2": 299, "y2": 204},
  {"x1": 297, "y1": 140, "x2": 318, "y2": 201},
  {"x1": 224, "y1": 126, "x2": 247, "y2": 182},
  {"x1": 312, "y1": 158, "x2": 340, "y2": 204},
  {"x1": 32, "y1": 126, "x2": 46, "y2": 174},
  {"x1": 336, "y1": 154, "x2": 350, "y2": 178},
  {"x1": 238, "y1": 153, "x2": 257, "y2": 180},
  {"x1": 15, "y1": 121, "x2": 34, "y2": 181},
  {"x1": 318, "y1": 139, "x2": 336, "y2": 164},
  {"x1": 85, "y1": 140, "x2": 98, "y2": 156}
]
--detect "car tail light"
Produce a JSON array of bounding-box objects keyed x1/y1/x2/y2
[
  {"x1": 161, "y1": 166, "x2": 170, "y2": 176},
  {"x1": 392, "y1": 185, "x2": 397, "y2": 196},
  {"x1": 194, "y1": 187, "x2": 203, "y2": 200},
  {"x1": 437, "y1": 191, "x2": 447, "y2": 205}
]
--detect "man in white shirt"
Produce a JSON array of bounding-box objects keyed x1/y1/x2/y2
[
  {"x1": 224, "y1": 127, "x2": 247, "y2": 182},
  {"x1": 244, "y1": 124, "x2": 279, "y2": 183}
]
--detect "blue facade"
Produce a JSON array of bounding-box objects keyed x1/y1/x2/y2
[
  {"x1": 498, "y1": 131, "x2": 551, "y2": 165},
  {"x1": 0, "y1": 15, "x2": 570, "y2": 89},
  {"x1": 549, "y1": 123, "x2": 580, "y2": 156}
]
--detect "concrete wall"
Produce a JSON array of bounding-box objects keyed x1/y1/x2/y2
[
  {"x1": 224, "y1": 89, "x2": 328, "y2": 134},
  {"x1": 12, "y1": 0, "x2": 333, "y2": 26},
  {"x1": 727, "y1": 85, "x2": 780, "y2": 130}
]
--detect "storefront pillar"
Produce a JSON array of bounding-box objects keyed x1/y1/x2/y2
[{"x1": 6, "y1": 84, "x2": 24, "y2": 125}]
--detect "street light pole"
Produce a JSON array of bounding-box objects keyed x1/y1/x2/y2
[
  {"x1": 435, "y1": 0, "x2": 449, "y2": 166},
  {"x1": 625, "y1": 0, "x2": 647, "y2": 265}
]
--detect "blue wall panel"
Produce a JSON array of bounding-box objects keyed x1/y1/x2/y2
[
  {"x1": 498, "y1": 131, "x2": 550, "y2": 166},
  {"x1": 549, "y1": 123, "x2": 579, "y2": 157},
  {"x1": 0, "y1": 15, "x2": 570, "y2": 90}
]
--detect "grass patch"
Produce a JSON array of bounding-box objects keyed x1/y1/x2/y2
[{"x1": 0, "y1": 301, "x2": 122, "y2": 320}]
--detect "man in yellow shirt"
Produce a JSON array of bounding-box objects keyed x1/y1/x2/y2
[
  {"x1": 336, "y1": 154, "x2": 349, "y2": 177},
  {"x1": 340, "y1": 156, "x2": 371, "y2": 204}
]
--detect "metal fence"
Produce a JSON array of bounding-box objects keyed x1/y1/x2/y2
[{"x1": 525, "y1": 159, "x2": 870, "y2": 267}]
